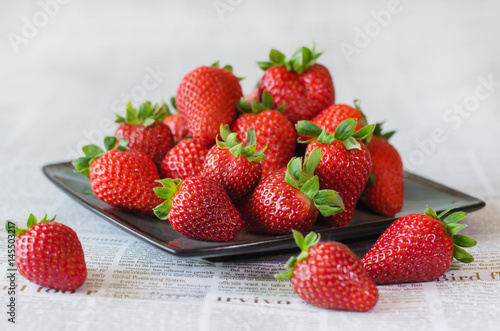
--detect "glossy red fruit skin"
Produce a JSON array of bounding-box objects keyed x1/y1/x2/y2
[
  {"x1": 90, "y1": 149, "x2": 163, "y2": 215},
  {"x1": 362, "y1": 214, "x2": 454, "y2": 284},
  {"x1": 169, "y1": 176, "x2": 243, "y2": 242},
  {"x1": 163, "y1": 113, "x2": 189, "y2": 143},
  {"x1": 259, "y1": 64, "x2": 334, "y2": 124},
  {"x1": 160, "y1": 138, "x2": 209, "y2": 180},
  {"x1": 176, "y1": 66, "x2": 243, "y2": 147},
  {"x1": 363, "y1": 136, "x2": 404, "y2": 216},
  {"x1": 238, "y1": 172, "x2": 318, "y2": 234},
  {"x1": 115, "y1": 121, "x2": 174, "y2": 166},
  {"x1": 15, "y1": 222, "x2": 87, "y2": 291},
  {"x1": 231, "y1": 110, "x2": 296, "y2": 178},
  {"x1": 306, "y1": 139, "x2": 371, "y2": 226},
  {"x1": 291, "y1": 241, "x2": 379, "y2": 311},
  {"x1": 202, "y1": 146, "x2": 262, "y2": 203}
]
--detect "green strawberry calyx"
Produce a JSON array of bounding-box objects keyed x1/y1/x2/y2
[
  {"x1": 258, "y1": 44, "x2": 323, "y2": 74},
  {"x1": 152, "y1": 178, "x2": 183, "y2": 220},
  {"x1": 237, "y1": 91, "x2": 285, "y2": 115},
  {"x1": 115, "y1": 101, "x2": 168, "y2": 127},
  {"x1": 216, "y1": 124, "x2": 267, "y2": 162},
  {"x1": 4, "y1": 212, "x2": 56, "y2": 237},
  {"x1": 285, "y1": 148, "x2": 345, "y2": 217},
  {"x1": 372, "y1": 121, "x2": 396, "y2": 140},
  {"x1": 275, "y1": 230, "x2": 321, "y2": 280},
  {"x1": 73, "y1": 136, "x2": 129, "y2": 178},
  {"x1": 296, "y1": 118, "x2": 375, "y2": 150},
  {"x1": 425, "y1": 206, "x2": 477, "y2": 263},
  {"x1": 211, "y1": 61, "x2": 244, "y2": 81}
]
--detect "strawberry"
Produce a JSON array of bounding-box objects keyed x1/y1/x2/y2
[
  {"x1": 203, "y1": 125, "x2": 266, "y2": 203},
  {"x1": 153, "y1": 176, "x2": 243, "y2": 242},
  {"x1": 7, "y1": 213, "x2": 87, "y2": 291},
  {"x1": 244, "y1": 86, "x2": 259, "y2": 103},
  {"x1": 298, "y1": 100, "x2": 367, "y2": 141},
  {"x1": 275, "y1": 231, "x2": 379, "y2": 311},
  {"x1": 362, "y1": 206, "x2": 476, "y2": 284},
  {"x1": 238, "y1": 148, "x2": 344, "y2": 234},
  {"x1": 176, "y1": 62, "x2": 243, "y2": 147},
  {"x1": 231, "y1": 91, "x2": 296, "y2": 177},
  {"x1": 73, "y1": 137, "x2": 163, "y2": 215},
  {"x1": 361, "y1": 123, "x2": 404, "y2": 216},
  {"x1": 258, "y1": 45, "x2": 335, "y2": 124},
  {"x1": 160, "y1": 138, "x2": 209, "y2": 180},
  {"x1": 296, "y1": 119, "x2": 374, "y2": 226},
  {"x1": 162, "y1": 97, "x2": 190, "y2": 144},
  {"x1": 115, "y1": 101, "x2": 174, "y2": 166}
]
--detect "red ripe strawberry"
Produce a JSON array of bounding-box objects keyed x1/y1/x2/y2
[
  {"x1": 203, "y1": 125, "x2": 266, "y2": 203},
  {"x1": 296, "y1": 119, "x2": 374, "y2": 226},
  {"x1": 231, "y1": 91, "x2": 296, "y2": 177},
  {"x1": 244, "y1": 86, "x2": 259, "y2": 103},
  {"x1": 160, "y1": 138, "x2": 209, "y2": 180},
  {"x1": 298, "y1": 100, "x2": 367, "y2": 142},
  {"x1": 7, "y1": 213, "x2": 87, "y2": 291},
  {"x1": 73, "y1": 137, "x2": 163, "y2": 215},
  {"x1": 275, "y1": 231, "x2": 378, "y2": 311},
  {"x1": 153, "y1": 176, "x2": 243, "y2": 242},
  {"x1": 258, "y1": 45, "x2": 335, "y2": 124},
  {"x1": 115, "y1": 101, "x2": 174, "y2": 166},
  {"x1": 362, "y1": 206, "x2": 476, "y2": 284},
  {"x1": 238, "y1": 148, "x2": 344, "y2": 234},
  {"x1": 176, "y1": 62, "x2": 243, "y2": 147},
  {"x1": 361, "y1": 124, "x2": 404, "y2": 216},
  {"x1": 162, "y1": 97, "x2": 189, "y2": 143}
]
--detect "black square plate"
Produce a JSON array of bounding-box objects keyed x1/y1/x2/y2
[{"x1": 43, "y1": 162, "x2": 485, "y2": 259}]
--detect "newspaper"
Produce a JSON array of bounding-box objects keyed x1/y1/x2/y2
[{"x1": 1, "y1": 197, "x2": 499, "y2": 331}]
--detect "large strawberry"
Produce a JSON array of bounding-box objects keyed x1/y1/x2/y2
[
  {"x1": 6, "y1": 213, "x2": 87, "y2": 291},
  {"x1": 73, "y1": 137, "x2": 163, "y2": 215},
  {"x1": 296, "y1": 119, "x2": 374, "y2": 226},
  {"x1": 362, "y1": 206, "x2": 476, "y2": 284},
  {"x1": 176, "y1": 62, "x2": 243, "y2": 147},
  {"x1": 238, "y1": 148, "x2": 344, "y2": 234},
  {"x1": 115, "y1": 101, "x2": 174, "y2": 166},
  {"x1": 203, "y1": 125, "x2": 266, "y2": 203},
  {"x1": 275, "y1": 231, "x2": 378, "y2": 311},
  {"x1": 231, "y1": 91, "x2": 296, "y2": 177},
  {"x1": 258, "y1": 45, "x2": 335, "y2": 124},
  {"x1": 361, "y1": 123, "x2": 404, "y2": 216},
  {"x1": 162, "y1": 97, "x2": 190, "y2": 144},
  {"x1": 153, "y1": 176, "x2": 243, "y2": 242},
  {"x1": 160, "y1": 138, "x2": 209, "y2": 180}
]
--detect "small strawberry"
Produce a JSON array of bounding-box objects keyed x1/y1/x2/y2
[
  {"x1": 153, "y1": 176, "x2": 243, "y2": 242},
  {"x1": 115, "y1": 101, "x2": 174, "y2": 166},
  {"x1": 73, "y1": 137, "x2": 163, "y2": 215},
  {"x1": 296, "y1": 119, "x2": 374, "y2": 226},
  {"x1": 362, "y1": 206, "x2": 477, "y2": 284},
  {"x1": 298, "y1": 100, "x2": 367, "y2": 141},
  {"x1": 7, "y1": 213, "x2": 87, "y2": 291},
  {"x1": 203, "y1": 124, "x2": 266, "y2": 203},
  {"x1": 361, "y1": 123, "x2": 404, "y2": 216},
  {"x1": 275, "y1": 231, "x2": 379, "y2": 311},
  {"x1": 243, "y1": 86, "x2": 259, "y2": 104},
  {"x1": 176, "y1": 62, "x2": 243, "y2": 147},
  {"x1": 162, "y1": 97, "x2": 190, "y2": 144},
  {"x1": 160, "y1": 138, "x2": 209, "y2": 180},
  {"x1": 238, "y1": 148, "x2": 344, "y2": 234},
  {"x1": 231, "y1": 91, "x2": 296, "y2": 177},
  {"x1": 258, "y1": 45, "x2": 335, "y2": 124}
]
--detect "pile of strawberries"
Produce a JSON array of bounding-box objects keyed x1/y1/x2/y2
[
  {"x1": 65, "y1": 44, "x2": 478, "y2": 311},
  {"x1": 73, "y1": 45, "x2": 405, "y2": 242}
]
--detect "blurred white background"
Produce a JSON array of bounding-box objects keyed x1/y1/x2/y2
[{"x1": 1, "y1": 0, "x2": 499, "y2": 218}]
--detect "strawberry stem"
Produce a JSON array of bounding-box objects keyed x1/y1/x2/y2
[
  {"x1": 216, "y1": 125, "x2": 267, "y2": 162},
  {"x1": 275, "y1": 230, "x2": 321, "y2": 280},
  {"x1": 153, "y1": 178, "x2": 183, "y2": 220}
]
